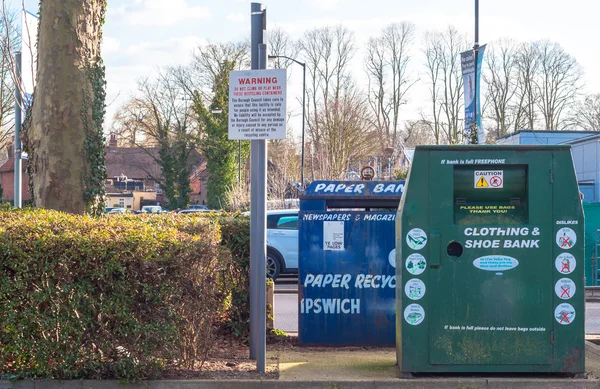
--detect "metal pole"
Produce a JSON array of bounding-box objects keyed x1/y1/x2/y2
[
  {"x1": 250, "y1": 3, "x2": 267, "y2": 373},
  {"x1": 256, "y1": 42, "x2": 268, "y2": 373},
  {"x1": 300, "y1": 63, "x2": 306, "y2": 190},
  {"x1": 473, "y1": 0, "x2": 481, "y2": 144},
  {"x1": 14, "y1": 52, "x2": 22, "y2": 208}
]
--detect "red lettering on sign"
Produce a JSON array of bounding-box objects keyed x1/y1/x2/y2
[{"x1": 239, "y1": 77, "x2": 278, "y2": 85}]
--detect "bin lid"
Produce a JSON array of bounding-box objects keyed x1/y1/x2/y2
[{"x1": 300, "y1": 180, "x2": 405, "y2": 201}]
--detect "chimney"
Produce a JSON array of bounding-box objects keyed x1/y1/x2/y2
[
  {"x1": 109, "y1": 133, "x2": 118, "y2": 148},
  {"x1": 7, "y1": 144, "x2": 13, "y2": 159}
]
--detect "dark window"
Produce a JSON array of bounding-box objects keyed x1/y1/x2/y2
[
  {"x1": 267, "y1": 215, "x2": 279, "y2": 229},
  {"x1": 277, "y1": 215, "x2": 298, "y2": 230},
  {"x1": 267, "y1": 214, "x2": 299, "y2": 230}
]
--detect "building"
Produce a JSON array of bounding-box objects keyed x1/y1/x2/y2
[
  {"x1": 496, "y1": 130, "x2": 600, "y2": 202},
  {"x1": 567, "y1": 133, "x2": 600, "y2": 202},
  {"x1": 104, "y1": 134, "x2": 207, "y2": 210},
  {"x1": 0, "y1": 136, "x2": 208, "y2": 209},
  {"x1": 0, "y1": 146, "x2": 31, "y2": 205},
  {"x1": 496, "y1": 130, "x2": 597, "y2": 145}
]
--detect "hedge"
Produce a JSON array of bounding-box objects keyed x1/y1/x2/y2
[{"x1": 0, "y1": 209, "x2": 250, "y2": 380}]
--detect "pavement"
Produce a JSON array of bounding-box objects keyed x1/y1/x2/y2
[
  {"x1": 4, "y1": 282, "x2": 600, "y2": 388},
  {"x1": 3, "y1": 346, "x2": 600, "y2": 388}
]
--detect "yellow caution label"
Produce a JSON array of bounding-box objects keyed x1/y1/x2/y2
[{"x1": 476, "y1": 176, "x2": 489, "y2": 188}]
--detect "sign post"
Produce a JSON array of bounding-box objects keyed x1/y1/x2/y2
[{"x1": 229, "y1": 2, "x2": 286, "y2": 373}]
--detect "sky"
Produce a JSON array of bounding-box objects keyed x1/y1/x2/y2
[{"x1": 15, "y1": 0, "x2": 600, "y2": 137}]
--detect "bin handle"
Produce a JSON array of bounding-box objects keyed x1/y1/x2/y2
[{"x1": 430, "y1": 230, "x2": 440, "y2": 268}]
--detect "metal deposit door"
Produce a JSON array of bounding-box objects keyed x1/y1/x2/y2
[{"x1": 428, "y1": 161, "x2": 553, "y2": 365}]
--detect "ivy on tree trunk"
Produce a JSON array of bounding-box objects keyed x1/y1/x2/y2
[
  {"x1": 158, "y1": 140, "x2": 192, "y2": 210},
  {"x1": 23, "y1": 0, "x2": 107, "y2": 215}
]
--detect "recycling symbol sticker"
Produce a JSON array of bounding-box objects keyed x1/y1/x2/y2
[
  {"x1": 405, "y1": 253, "x2": 427, "y2": 275},
  {"x1": 406, "y1": 228, "x2": 427, "y2": 250},
  {"x1": 404, "y1": 303, "x2": 425, "y2": 326},
  {"x1": 555, "y1": 303, "x2": 576, "y2": 325},
  {"x1": 556, "y1": 228, "x2": 577, "y2": 250},
  {"x1": 405, "y1": 279, "x2": 426, "y2": 300},
  {"x1": 555, "y1": 278, "x2": 576, "y2": 300},
  {"x1": 555, "y1": 253, "x2": 576, "y2": 275}
]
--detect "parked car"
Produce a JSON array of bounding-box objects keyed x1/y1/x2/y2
[
  {"x1": 140, "y1": 205, "x2": 163, "y2": 213},
  {"x1": 266, "y1": 209, "x2": 299, "y2": 280},
  {"x1": 177, "y1": 208, "x2": 208, "y2": 214},
  {"x1": 189, "y1": 204, "x2": 209, "y2": 210},
  {"x1": 106, "y1": 207, "x2": 129, "y2": 214}
]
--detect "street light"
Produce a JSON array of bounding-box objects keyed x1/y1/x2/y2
[
  {"x1": 268, "y1": 54, "x2": 306, "y2": 190},
  {"x1": 212, "y1": 107, "x2": 241, "y2": 184}
]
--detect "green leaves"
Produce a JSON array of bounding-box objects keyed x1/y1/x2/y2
[
  {"x1": 194, "y1": 61, "x2": 246, "y2": 210},
  {"x1": 0, "y1": 210, "x2": 251, "y2": 379}
]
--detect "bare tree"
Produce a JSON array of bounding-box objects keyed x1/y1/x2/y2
[
  {"x1": 364, "y1": 22, "x2": 416, "y2": 153},
  {"x1": 268, "y1": 136, "x2": 300, "y2": 208},
  {"x1": 311, "y1": 87, "x2": 378, "y2": 179},
  {"x1": 513, "y1": 41, "x2": 540, "y2": 130},
  {"x1": 483, "y1": 39, "x2": 519, "y2": 139},
  {"x1": 111, "y1": 98, "x2": 159, "y2": 147},
  {"x1": 422, "y1": 26, "x2": 468, "y2": 144},
  {"x1": 402, "y1": 120, "x2": 437, "y2": 148},
  {"x1": 568, "y1": 93, "x2": 600, "y2": 131},
  {"x1": 534, "y1": 40, "x2": 583, "y2": 130},
  {"x1": 268, "y1": 27, "x2": 298, "y2": 69},
  {"x1": 422, "y1": 33, "x2": 442, "y2": 144},
  {"x1": 188, "y1": 41, "x2": 249, "y2": 102},
  {"x1": 113, "y1": 70, "x2": 200, "y2": 209},
  {"x1": 300, "y1": 25, "x2": 364, "y2": 179},
  {"x1": 0, "y1": 4, "x2": 19, "y2": 153}
]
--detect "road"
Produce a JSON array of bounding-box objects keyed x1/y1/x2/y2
[
  {"x1": 587, "y1": 301, "x2": 600, "y2": 334},
  {"x1": 274, "y1": 277, "x2": 600, "y2": 335},
  {"x1": 274, "y1": 275, "x2": 298, "y2": 333}
]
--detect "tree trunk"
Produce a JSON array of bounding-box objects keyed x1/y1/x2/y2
[{"x1": 27, "y1": 0, "x2": 105, "y2": 214}]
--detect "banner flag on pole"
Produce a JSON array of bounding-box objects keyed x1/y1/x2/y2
[
  {"x1": 21, "y1": 9, "x2": 38, "y2": 114},
  {"x1": 461, "y1": 44, "x2": 486, "y2": 143}
]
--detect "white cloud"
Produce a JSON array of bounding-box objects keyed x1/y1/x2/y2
[
  {"x1": 122, "y1": 0, "x2": 212, "y2": 27},
  {"x1": 103, "y1": 35, "x2": 204, "y2": 130},
  {"x1": 125, "y1": 36, "x2": 202, "y2": 65},
  {"x1": 107, "y1": 5, "x2": 126, "y2": 16},
  {"x1": 227, "y1": 12, "x2": 245, "y2": 23},
  {"x1": 306, "y1": 0, "x2": 341, "y2": 11},
  {"x1": 102, "y1": 36, "x2": 121, "y2": 54}
]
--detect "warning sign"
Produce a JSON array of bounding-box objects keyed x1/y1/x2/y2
[
  {"x1": 475, "y1": 176, "x2": 489, "y2": 187},
  {"x1": 228, "y1": 69, "x2": 287, "y2": 140},
  {"x1": 474, "y1": 171, "x2": 504, "y2": 189}
]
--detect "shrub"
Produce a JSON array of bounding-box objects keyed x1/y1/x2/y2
[
  {"x1": 0, "y1": 209, "x2": 248, "y2": 379},
  {"x1": 217, "y1": 213, "x2": 250, "y2": 338}
]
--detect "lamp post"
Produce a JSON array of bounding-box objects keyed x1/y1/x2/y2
[
  {"x1": 473, "y1": 0, "x2": 481, "y2": 144},
  {"x1": 267, "y1": 55, "x2": 306, "y2": 190}
]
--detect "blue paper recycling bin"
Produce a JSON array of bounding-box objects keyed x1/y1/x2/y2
[{"x1": 298, "y1": 180, "x2": 404, "y2": 346}]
